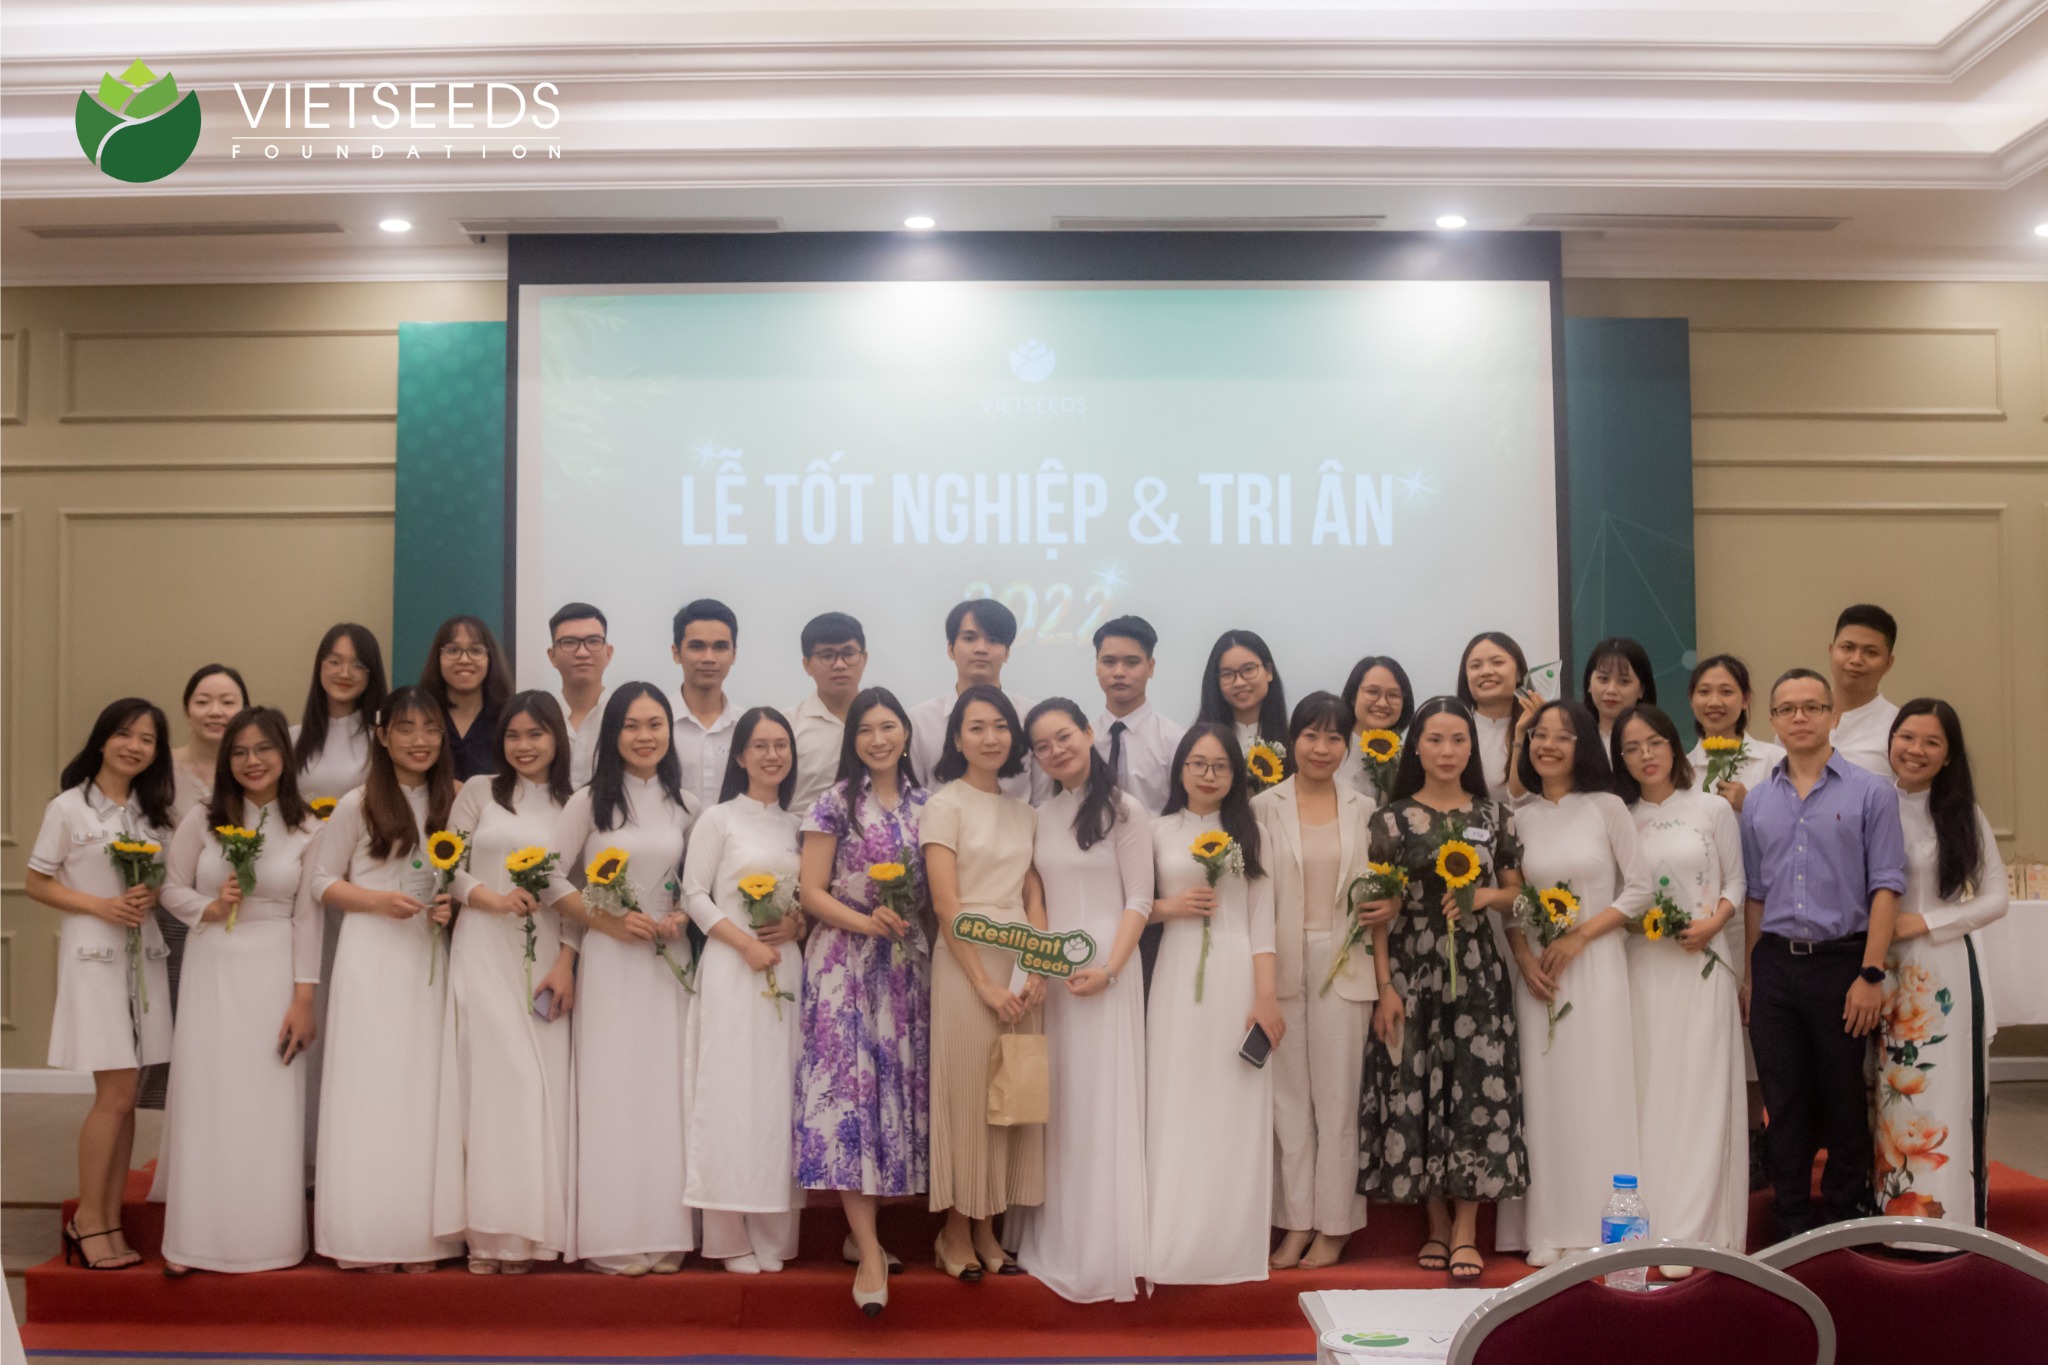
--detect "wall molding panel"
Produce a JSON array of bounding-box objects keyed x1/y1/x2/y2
[
  {"x1": 58, "y1": 327, "x2": 400, "y2": 424},
  {"x1": 1690, "y1": 325, "x2": 2006, "y2": 420}
]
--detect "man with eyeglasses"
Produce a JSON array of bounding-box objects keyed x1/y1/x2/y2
[
  {"x1": 787, "y1": 612, "x2": 869, "y2": 812},
  {"x1": 545, "y1": 602, "x2": 613, "y2": 787},
  {"x1": 1739, "y1": 667, "x2": 1905, "y2": 1240}
]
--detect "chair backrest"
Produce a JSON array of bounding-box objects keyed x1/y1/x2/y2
[
  {"x1": 1448, "y1": 1240, "x2": 1835, "y2": 1365},
  {"x1": 1756, "y1": 1216, "x2": 2048, "y2": 1365}
]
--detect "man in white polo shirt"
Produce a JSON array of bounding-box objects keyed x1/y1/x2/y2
[
  {"x1": 1828, "y1": 603, "x2": 1899, "y2": 778},
  {"x1": 788, "y1": 611, "x2": 869, "y2": 813},
  {"x1": 544, "y1": 601, "x2": 612, "y2": 788},
  {"x1": 671, "y1": 598, "x2": 740, "y2": 808}
]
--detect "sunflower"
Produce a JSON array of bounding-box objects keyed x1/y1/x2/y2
[
  {"x1": 1190, "y1": 831, "x2": 1233, "y2": 860},
  {"x1": 867, "y1": 861, "x2": 908, "y2": 883},
  {"x1": 1367, "y1": 860, "x2": 1397, "y2": 879},
  {"x1": 586, "y1": 848, "x2": 628, "y2": 885},
  {"x1": 1642, "y1": 906, "x2": 1666, "y2": 941},
  {"x1": 1435, "y1": 840, "x2": 1481, "y2": 889},
  {"x1": 1358, "y1": 729, "x2": 1401, "y2": 762},
  {"x1": 426, "y1": 830, "x2": 466, "y2": 870},
  {"x1": 112, "y1": 838, "x2": 160, "y2": 856},
  {"x1": 506, "y1": 846, "x2": 549, "y2": 874},
  {"x1": 1538, "y1": 885, "x2": 1579, "y2": 928},
  {"x1": 738, "y1": 873, "x2": 780, "y2": 901},
  {"x1": 1246, "y1": 744, "x2": 1284, "y2": 786},
  {"x1": 1700, "y1": 735, "x2": 1742, "y2": 754},
  {"x1": 213, "y1": 824, "x2": 257, "y2": 841},
  {"x1": 309, "y1": 797, "x2": 338, "y2": 820}
]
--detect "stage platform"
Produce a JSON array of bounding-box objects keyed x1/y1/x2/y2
[{"x1": 22, "y1": 1163, "x2": 2048, "y2": 1360}]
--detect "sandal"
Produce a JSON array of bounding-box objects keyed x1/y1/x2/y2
[
  {"x1": 1416, "y1": 1238, "x2": 1451, "y2": 1271},
  {"x1": 1449, "y1": 1244, "x2": 1485, "y2": 1282},
  {"x1": 63, "y1": 1223, "x2": 139, "y2": 1271}
]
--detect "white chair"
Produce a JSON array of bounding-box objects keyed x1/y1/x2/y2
[{"x1": 1446, "y1": 1240, "x2": 1835, "y2": 1365}]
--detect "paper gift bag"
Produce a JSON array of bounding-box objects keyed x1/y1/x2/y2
[{"x1": 987, "y1": 1028, "x2": 1048, "y2": 1126}]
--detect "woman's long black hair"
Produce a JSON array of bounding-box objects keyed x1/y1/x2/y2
[
  {"x1": 208, "y1": 707, "x2": 312, "y2": 832},
  {"x1": 1161, "y1": 722, "x2": 1265, "y2": 879},
  {"x1": 61, "y1": 697, "x2": 176, "y2": 829},
  {"x1": 1025, "y1": 697, "x2": 1123, "y2": 853},
  {"x1": 1341, "y1": 654, "x2": 1415, "y2": 734},
  {"x1": 1890, "y1": 698, "x2": 1983, "y2": 902},
  {"x1": 1514, "y1": 699, "x2": 1614, "y2": 796},
  {"x1": 491, "y1": 690, "x2": 573, "y2": 812},
  {"x1": 361, "y1": 687, "x2": 456, "y2": 861},
  {"x1": 589, "y1": 682, "x2": 686, "y2": 832},
  {"x1": 1197, "y1": 629, "x2": 1289, "y2": 743},
  {"x1": 933, "y1": 684, "x2": 1026, "y2": 784},
  {"x1": 1389, "y1": 696, "x2": 1491, "y2": 804},
  {"x1": 832, "y1": 687, "x2": 919, "y2": 835},
  {"x1": 718, "y1": 706, "x2": 799, "y2": 809},
  {"x1": 418, "y1": 615, "x2": 512, "y2": 722},
  {"x1": 297, "y1": 623, "x2": 388, "y2": 772}
]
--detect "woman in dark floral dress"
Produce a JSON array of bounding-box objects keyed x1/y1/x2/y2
[
  {"x1": 1356, "y1": 695, "x2": 1527, "y2": 1283},
  {"x1": 794, "y1": 687, "x2": 931, "y2": 1316}
]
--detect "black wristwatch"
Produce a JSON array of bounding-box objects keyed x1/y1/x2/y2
[{"x1": 1858, "y1": 965, "x2": 1886, "y2": 985}]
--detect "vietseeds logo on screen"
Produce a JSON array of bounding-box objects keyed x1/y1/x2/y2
[{"x1": 75, "y1": 59, "x2": 202, "y2": 182}]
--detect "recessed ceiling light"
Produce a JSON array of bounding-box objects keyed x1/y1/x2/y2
[
  {"x1": 903, "y1": 215, "x2": 936, "y2": 230},
  {"x1": 2035, "y1": 222, "x2": 2048, "y2": 238},
  {"x1": 1435, "y1": 214, "x2": 1468, "y2": 230},
  {"x1": 378, "y1": 218, "x2": 412, "y2": 233}
]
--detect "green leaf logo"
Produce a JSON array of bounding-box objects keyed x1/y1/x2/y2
[{"x1": 75, "y1": 59, "x2": 202, "y2": 183}]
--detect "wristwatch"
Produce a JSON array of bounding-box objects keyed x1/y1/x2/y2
[{"x1": 1858, "y1": 965, "x2": 1886, "y2": 985}]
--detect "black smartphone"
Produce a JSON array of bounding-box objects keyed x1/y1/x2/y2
[{"x1": 1239, "y1": 1022, "x2": 1273, "y2": 1069}]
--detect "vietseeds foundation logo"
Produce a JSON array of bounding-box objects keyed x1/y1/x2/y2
[{"x1": 75, "y1": 59, "x2": 203, "y2": 183}]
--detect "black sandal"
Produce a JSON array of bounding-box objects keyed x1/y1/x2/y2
[
  {"x1": 63, "y1": 1223, "x2": 138, "y2": 1271},
  {"x1": 1449, "y1": 1244, "x2": 1485, "y2": 1282},
  {"x1": 1416, "y1": 1239, "x2": 1451, "y2": 1271}
]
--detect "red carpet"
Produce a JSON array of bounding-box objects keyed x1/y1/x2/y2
[{"x1": 23, "y1": 1162, "x2": 2048, "y2": 1360}]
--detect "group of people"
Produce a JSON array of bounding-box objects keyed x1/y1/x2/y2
[{"x1": 30, "y1": 593, "x2": 2006, "y2": 1312}]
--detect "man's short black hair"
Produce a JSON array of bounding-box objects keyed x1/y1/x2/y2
[
  {"x1": 549, "y1": 602, "x2": 607, "y2": 638},
  {"x1": 1770, "y1": 667, "x2": 1834, "y2": 702},
  {"x1": 1833, "y1": 603, "x2": 1897, "y2": 652},
  {"x1": 801, "y1": 611, "x2": 865, "y2": 655},
  {"x1": 944, "y1": 598, "x2": 1017, "y2": 648},
  {"x1": 1092, "y1": 615, "x2": 1158, "y2": 657},
  {"x1": 672, "y1": 598, "x2": 738, "y2": 648}
]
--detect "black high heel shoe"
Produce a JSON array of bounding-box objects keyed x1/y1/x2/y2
[{"x1": 63, "y1": 1222, "x2": 139, "y2": 1271}]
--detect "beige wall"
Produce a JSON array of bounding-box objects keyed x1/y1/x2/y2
[
  {"x1": 0, "y1": 281, "x2": 503, "y2": 1066},
  {"x1": 1, "y1": 276, "x2": 2041, "y2": 1067}
]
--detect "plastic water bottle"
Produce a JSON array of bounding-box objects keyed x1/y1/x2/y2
[{"x1": 1599, "y1": 1174, "x2": 1650, "y2": 1290}]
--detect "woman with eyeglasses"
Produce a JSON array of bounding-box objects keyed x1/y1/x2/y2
[
  {"x1": 157, "y1": 707, "x2": 321, "y2": 1276},
  {"x1": 420, "y1": 616, "x2": 512, "y2": 781},
  {"x1": 681, "y1": 707, "x2": 808, "y2": 1275},
  {"x1": 1335, "y1": 655, "x2": 1414, "y2": 805},
  {"x1": 1612, "y1": 704, "x2": 1747, "y2": 1267},
  {"x1": 292, "y1": 624, "x2": 389, "y2": 804},
  {"x1": 1146, "y1": 723, "x2": 1282, "y2": 1286},
  {"x1": 1197, "y1": 630, "x2": 1289, "y2": 767}
]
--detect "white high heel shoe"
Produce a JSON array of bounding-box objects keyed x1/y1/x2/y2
[
  {"x1": 842, "y1": 1235, "x2": 903, "y2": 1273},
  {"x1": 853, "y1": 1273, "x2": 889, "y2": 1318}
]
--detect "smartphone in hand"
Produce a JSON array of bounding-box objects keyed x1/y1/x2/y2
[{"x1": 1239, "y1": 1022, "x2": 1274, "y2": 1069}]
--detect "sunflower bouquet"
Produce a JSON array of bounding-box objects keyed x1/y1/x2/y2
[
  {"x1": 506, "y1": 846, "x2": 558, "y2": 1004},
  {"x1": 309, "y1": 797, "x2": 338, "y2": 821},
  {"x1": 214, "y1": 810, "x2": 267, "y2": 932},
  {"x1": 1245, "y1": 739, "x2": 1286, "y2": 788},
  {"x1": 1699, "y1": 734, "x2": 1751, "y2": 794},
  {"x1": 1322, "y1": 861, "x2": 1405, "y2": 997},
  {"x1": 585, "y1": 848, "x2": 693, "y2": 990},
  {"x1": 1515, "y1": 880, "x2": 1579, "y2": 1051},
  {"x1": 867, "y1": 853, "x2": 918, "y2": 962},
  {"x1": 105, "y1": 833, "x2": 163, "y2": 1014},
  {"x1": 1189, "y1": 829, "x2": 1243, "y2": 1001},
  {"x1": 739, "y1": 873, "x2": 796, "y2": 1019},
  {"x1": 418, "y1": 829, "x2": 468, "y2": 985},
  {"x1": 1431, "y1": 822, "x2": 1483, "y2": 1002},
  {"x1": 1630, "y1": 871, "x2": 1729, "y2": 981},
  {"x1": 1356, "y1": 729, "x2": 1402, "y2": 801}
]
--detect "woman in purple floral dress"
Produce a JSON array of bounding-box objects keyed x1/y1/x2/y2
[{"x1": 795, "y1": 687, "x2": 930, "y2": 1317}]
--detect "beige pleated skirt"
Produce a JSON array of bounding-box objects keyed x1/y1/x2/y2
[{"x1": 929, "y1": 910, "x2": 1044, "y2": 1220}]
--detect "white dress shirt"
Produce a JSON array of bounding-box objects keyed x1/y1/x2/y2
[
  {"x1": 787, "y1": 691, "x2": 848, "y2": 817},
  {"x1": 1831, "y1": 694, "x2": 1899, "y2": 778},
  {"x1": 673, "y1": 695, "x2": 739, "y2": 811},
  {"x1": 1093, "y1": 700, "x2": 1186, "y2": 816},
  {"x1": 556, "y1": 686, "x2": 612, "y2": 790},
  {"x1": 907, "y1": 687, "x2": 1046, "y2": 804}
]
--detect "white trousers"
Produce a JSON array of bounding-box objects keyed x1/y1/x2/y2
[
  {"x1": 700, "y1": 1208, "x2": 801, "y2": 1264},
  {"x1": 1273, "y1": 929, "x2": 1370, "y2": 1237}
]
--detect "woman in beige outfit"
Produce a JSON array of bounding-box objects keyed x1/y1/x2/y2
[{"x1": 920, "y1": 685, "x2": 1046, "y2": 1281}]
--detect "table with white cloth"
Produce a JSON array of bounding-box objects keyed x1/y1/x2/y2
[
  {"x1": 1976, "y1": 900, "x2": 2048, "y2": 1034},
  {"x1": 1301, "y1": 1289, "x2": 1499, "y2": 1365}
]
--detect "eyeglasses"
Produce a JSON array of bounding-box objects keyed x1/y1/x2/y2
[
  {"x1": 552, "y1": 635, "x2": 608, "y2": 655},
  {"x1": 1619, "y1": 735, "x2": 1671, "y2": 760},
  {"x1": 1356, "y1": 687, "x2": 1403, "y2": 705},
  {"x1": 809, "y1": 646, "x2": 864, "y2": 666},
  {"x1": 746, "y1": 738, "x2": 792, "y2": 757},
  {"x1": 1183, "y1": 758, "x2": 1234, "y2": 778},
  {"x1": 440, "y1": 644, "x2": 490, "y2": 663},
  {"x1": 321, "y1": 655, "x2": 368, "y2": 677},
  {"x1": 229, "y1": 742, "x2": 281, "y2": 762},
  {"x1": 1216, "y1": 662, "x2": 1266, "y2": 686},
  {"x1": 1770, "y1": 702, "x2": 1833, "y2": 719}
]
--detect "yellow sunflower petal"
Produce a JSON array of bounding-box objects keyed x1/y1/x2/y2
[
  {"x1": 586, "y1": 848, "x2": 628, "y2": 884},
  {"x1": 738, "y1": 873, "x2": 780, "y2": 900},
  {"x1": 1435, "y1": 841, "x2": 1482, "y2": 890}
]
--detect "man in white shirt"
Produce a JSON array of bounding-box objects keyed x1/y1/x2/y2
[
  {"x1": 788, "y1": 611, "x2": 868, "y2": 813},
  {"x1": 671, "y1": 598, "x2": 740, "y2": 808},
  {"x1": 544, "y1": 601, "x2": 613, "y2": 788},
  {"x1": 907, "y1": 599, "x2": 1045, "y2": 802},
  {"x1": 1091, "y1": 614, "x2": 1185, "y2": 816},
  {"x1": 1828, "y1": 603, "x2": 1900, "y2": 777}
]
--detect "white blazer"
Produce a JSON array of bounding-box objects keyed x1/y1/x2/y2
[{"x1": 1253, "y1": 777, "x2": 1379, "y2": 1003}]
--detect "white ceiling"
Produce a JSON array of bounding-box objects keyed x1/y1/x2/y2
[{"x1": 5, "y1": 0, "x2": 2048, "y2": 283}]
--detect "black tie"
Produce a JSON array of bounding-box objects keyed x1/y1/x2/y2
[{"x1": 1108, "y1": 720, "x2": 1128, "y2": 781}]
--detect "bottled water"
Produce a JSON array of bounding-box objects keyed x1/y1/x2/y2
[{"x1": 1599, "y1": 1174, "x2": 1650, "y2": 1290}]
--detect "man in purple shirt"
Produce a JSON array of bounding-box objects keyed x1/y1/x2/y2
[{"x1": 1741, "y1": 667, "x2": 1905, "y2": 1239}]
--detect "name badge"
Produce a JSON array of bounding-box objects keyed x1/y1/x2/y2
[{"x1": 1463, "y1": 827, "x2": 1492, "y2": 844}]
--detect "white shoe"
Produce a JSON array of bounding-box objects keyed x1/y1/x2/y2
[
  {"x1": 725, "y1": 1254, "x2": 762, "y2": 1274},
  {"x1": 1660, "y1": 1264, "x2": 1695, "y2": 1280},
  {"x1": 649, "y1": 1253, "x2": 684, "y2": 1275},
  {"x1": 755, "y1": 1252, "x2": 785, "y2": 1273},
  {"x1": 1525, "y1": 1247, "x2": 1563, "y2": 1269},
  {"x1": 854, "y1": 1275, "x2": 889, "y2": 1318},
  {"x1": 842, "y1": 1235, "x2": 903, "y2": 1272}
]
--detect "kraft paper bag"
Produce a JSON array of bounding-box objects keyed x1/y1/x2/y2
[{"x1": 987, "y1": 1029, "x2": 1048, "y2": 1127}]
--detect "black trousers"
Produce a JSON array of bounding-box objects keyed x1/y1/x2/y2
[{"x1": 1750, "y1": 935, "x2": 1875, "y2": 1240}]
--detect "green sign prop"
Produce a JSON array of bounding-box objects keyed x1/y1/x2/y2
[{"x1": 952, "y1": 913, "x2": 1096, "y2": 979}]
